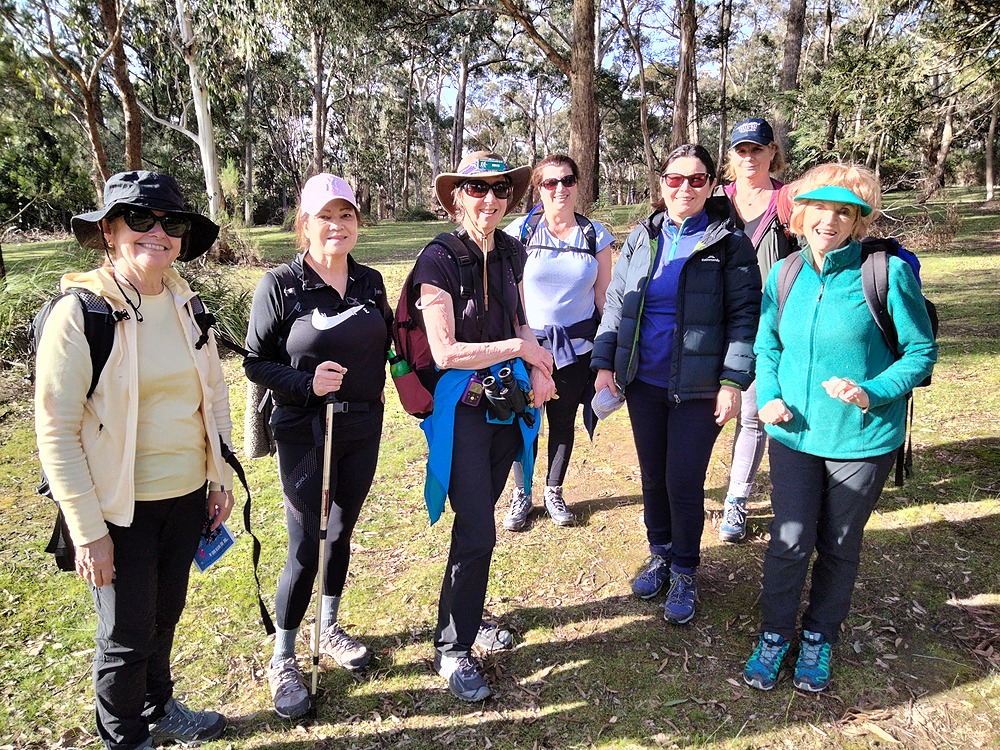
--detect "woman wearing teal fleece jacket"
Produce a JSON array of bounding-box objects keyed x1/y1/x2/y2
[{"x1": 743, "y1": 164, "x2": 936, "y2": 695}]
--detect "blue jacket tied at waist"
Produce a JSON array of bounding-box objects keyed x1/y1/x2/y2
[{"x1": 420, "y1": 359, "x2": 540, "y2": 524}]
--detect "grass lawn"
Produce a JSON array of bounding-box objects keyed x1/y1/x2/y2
[{"x1": 0, "y1": 191, "x2": 998, "y2": 749}]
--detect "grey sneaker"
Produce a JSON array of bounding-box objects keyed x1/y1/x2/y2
[
  {"x1": 320, "y1": 623, "x2": 371, "y2": 671},
  {"x1": 148, "y1": 698, "x2": 226, "y2": 747},
  {"x1": 267, "y1": 657, "x2": 310, "y2": 720},
  {"x1": 433, "y1": 652, "x2": 491, "y2": 702},
  {"x1": 474, "y1": 620, "x2": 513, "y2": 653},
  {"x1": 503, "y1": 487, "x2": 533, "y2": 531},
  {"x1": 543, "y1": 485, "x2": 575, "y2": 526}
]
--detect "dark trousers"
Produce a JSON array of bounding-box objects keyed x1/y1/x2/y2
[
  {"x1": 274, "y1": 431, "x2": 381, "y2": 630},
  {"x1": 91, "y1": 485, "x2": 205, "y2": 750},
  {"x1": 435, "y1": 404, "x2": 521, "y2": 657},
  {"x1": 761, "y1": 441, "x2": 896, "y2": 643},
  {"x1": 513, "y1": 354, "x2": 593, "y2": 487},
  {"x1": 625, "y1": 379, "x2": 722, "y2": 570}
]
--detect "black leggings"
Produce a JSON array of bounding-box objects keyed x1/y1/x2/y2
[
  {"x1": 274, "y1": 431, "x2": 381, "y2": 630},
  {"x1": 513, "y1": 353, "x2": 594, "y2": 488}
]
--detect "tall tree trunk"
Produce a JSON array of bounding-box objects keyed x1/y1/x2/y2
[
  {"x1": 96, "y1": 0, "x2": 141, "y2": 170},
  {"x1": 919, "y1": 94, "x2": 957, "y2": 203},
  {"x1": 688, "y1": 52, "x2": 699, "y2": 143},
  {"x1": 402, "y1": 52, "x2": 414, "y2": 212},
  {"x1": 451, "y1": 40, "x2": 470, "y2": 171},
  {"x1": 244, "y1": 66, "x2": 254, "y2": 226},
  {"x1": 773, "y1": 0, "x2": 806, "y2": 156},
  {"x1": 569, "y1": 0, "x2": 598, "y2": 210},
  {"x1": 987, "y1": 85, "x2": 998, "y2": 202},
  {"x1": 82, "y1": 86, "x2": 112, "y2": 202},
  {"x1": 620, "y1": 0, "x2": 659, "y2": 202},
  {"x1": 176, "y1": 0, "x2": 221, "y2": 219},
  {"x1": 311, "y1": 29, "x2": 327, "y2": 176},
  {"x1": 717, "y1": 0, "x2": 732, "y2": 169},
  {"x1": 671, "y1": 0, "x2": 696, "y2": 150}
]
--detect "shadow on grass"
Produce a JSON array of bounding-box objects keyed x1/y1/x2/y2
[{"x1": 218, "y1": 505, "x2": 1000, "y2": 749}]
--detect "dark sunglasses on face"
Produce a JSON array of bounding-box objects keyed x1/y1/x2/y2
[
  {"x1": 118, "y1": 207, "x2": 192, "y2": 237},
  {"x1": 661, "y1": 172, "x2": 711, "y2": 189},
  {"x1": 540, "y1": 174, "x2": 579, "y2": 190},
  {"x1": 460, "y1": 180, "x2": 512, "y2": 199}
]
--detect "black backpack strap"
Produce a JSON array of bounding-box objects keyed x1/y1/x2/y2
[
  {"x1": 433, "y1": 232, "x2": 478, "y2": 301},
  {"x1": 575, "y1": 213, "x2": 598, "y2": 256},
  {"x1": 62, "y1": 289, "x2": 118, "y2": 399},
  {"x1": 219, "y1": 439, "x2": 275, "y2": 635},
  {"x1": 776, "y1": 252, "x2": 805, "y2": 332},
  {"x1": 187, "y1": 294, "x2": 251, "y2": 357},
  {"x1": 860, "y1": 245, "x2": 899, "y2": 356}
]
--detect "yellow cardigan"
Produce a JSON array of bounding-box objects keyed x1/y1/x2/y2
[{"x1": 34, "y1": 266, "x2": 234, "y2": 545}]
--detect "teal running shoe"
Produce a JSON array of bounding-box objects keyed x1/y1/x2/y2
[
  {"x1": 793, "y1": 630, "x2": 832, "y2": 692},
  {"x1": 744, "y1": 631, "x2": 791, "y2": 691}
]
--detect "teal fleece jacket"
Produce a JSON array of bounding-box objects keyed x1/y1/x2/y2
[{"x1": 754, "y1": 240, "x2": 937, "y2": 459}]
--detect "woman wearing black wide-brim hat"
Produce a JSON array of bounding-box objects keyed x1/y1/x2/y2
[{"x1": 36, "y1": 170, "x2": 233, "y2": 748}]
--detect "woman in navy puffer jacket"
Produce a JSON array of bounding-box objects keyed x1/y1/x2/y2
[{"x1": 591, "y1": 144, "x2": 761, "y2": 626}]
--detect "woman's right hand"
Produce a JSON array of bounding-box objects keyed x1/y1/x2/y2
[
  {"x1": 595, "y1": 369, "x2": 618, "y2": 398},
  {"x1": 759, "y1": 398, "x2": 792, "y2": 425},
  {"x1": 312, "y1": 361, "x2": 347, "y2": 396},
  {"x1": 77, "y1": 533, "x2": 114, "y2": 588}
]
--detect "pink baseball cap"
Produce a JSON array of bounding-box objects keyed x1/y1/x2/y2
[{"x1": 300, "y1": 173, "x2": 359, "y2": 215}]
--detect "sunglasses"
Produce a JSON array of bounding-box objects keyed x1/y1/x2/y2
[
  {"x1": 661, "y1": 172, "x2": 711, "y2": 189},
  {"x1": 118, "y1": 207, "x2": 192, "y2": 237},
  {"x1": 460, "y1": 180, "x2": 512, "y2": 199},
  {"x1": 539, "y1": 174, "x2": 578, "y2": 190}
]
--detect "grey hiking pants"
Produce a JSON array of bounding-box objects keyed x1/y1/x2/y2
[{"x1": 727, "y1": 380, "x2": 767, "y2": 499}]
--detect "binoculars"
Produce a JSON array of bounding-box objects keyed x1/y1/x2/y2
[{"x1": 481, "y1": 365, "x2": 535, "y2": 427}]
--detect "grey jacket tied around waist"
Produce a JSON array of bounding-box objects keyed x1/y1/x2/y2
[{"x1": 591, "y1": 196, "x2": 762, "y2": 400}]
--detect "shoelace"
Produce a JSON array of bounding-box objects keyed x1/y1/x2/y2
[
  {"x1": 756, "y1": 638, "x2": 786, "y2": 668},
  {"x1": 511, "y1": 493, "x2": 532, "y2": 514},
  {"x1": 666, "y1": 574, "x2": 694, "y2": 605},
  {"x1": 546, "y1": 489, "x2": 569, "y2": 513},
  {"x1": 724, "y1": 503, "x2": 747, "y2": 527},
  {"x1": 158, "y1": 701, "x2": 200, "y2": 731},
  {"x1": 798, "y1": 642, "x2": 828, "y2": 669},
  {"x1": 452, "y1": 657, "x2": 481, "y2": 679},
  {"x1": 325, "y1": 626, "x2": 362, "y2": 653},
  {"x1": 272, "y1": 663, "x2": 304, "y2": 696},
  {"x1": 639, "y1": 556, "x2": 667, "y2": 582}
]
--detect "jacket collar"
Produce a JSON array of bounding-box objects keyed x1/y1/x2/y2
[
  {"x1": 811, "y1": 238, "x2": 862, "y2": 275},
  {"x1": 60, "y1": 265, "x2": 195, "y2": 305},
  {"x1": 295, "y1": 251, "x2": 366, "y2": 292},
  {"x1": 643, "y1": 196, "x2": 737, "y2": 248}
]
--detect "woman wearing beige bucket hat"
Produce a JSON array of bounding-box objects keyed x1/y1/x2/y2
[
  {"x1": 35, "y1": 171, "x2": 232, "y2": 747},
  {"x1": 406, "y1": 151, "x2": 556, "y2": 701}
]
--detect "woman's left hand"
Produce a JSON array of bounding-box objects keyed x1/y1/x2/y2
[
  {"x1": 206, "y1": 489, "x2": 235, "y2": 531},
  {"x1": 823, "y1": 377, "x2": 870, "y2": 410},
  {"x1": 715, "y1": 385, "x2": 741, "y2": 425},
  {"x1": 529, "y1": 366, "x2": 557, "y2": 407}
]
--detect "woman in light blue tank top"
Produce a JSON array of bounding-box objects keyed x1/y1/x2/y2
[{"x1": 501, "y1": 154, "x2": 615, "y2": 531}]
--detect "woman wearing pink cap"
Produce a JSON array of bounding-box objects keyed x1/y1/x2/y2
[{"x1": 244, "y1": 174, "x2": 393, "y2": 719}]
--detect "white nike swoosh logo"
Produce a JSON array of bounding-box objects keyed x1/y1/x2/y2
[{"x1": 311, "y1": 306, "x2": 367, "y2": 330}]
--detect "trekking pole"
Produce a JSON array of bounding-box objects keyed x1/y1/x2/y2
[{"x1": 310, "y1": 393, "x2": 336, "y2": 718}]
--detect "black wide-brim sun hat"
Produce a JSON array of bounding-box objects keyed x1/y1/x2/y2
[{"x1": 71, "y1": 171, "x2": 220, "y2": 262}]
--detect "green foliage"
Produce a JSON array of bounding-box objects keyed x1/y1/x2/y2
[
  {"x1": 179, "y1": 261, "x2": 254, "y2": 346},
  {"x1": 394, "y1": 207, "x2": 439, "y2": 222}
]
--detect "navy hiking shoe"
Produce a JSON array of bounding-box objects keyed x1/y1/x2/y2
[
  {"x1": 662, "y1": 568, "x2": 697, "y2": 624},
  {"x1": 719, "y1": 495, "x2": 748, "y2": 542},
  {"x1": 744, "y1": 631, "x2": 791, "y2": 691},
  {"x1": 475, "y1": 620, "x2": 513, "y2": 653},
  {"x1": 148, "y1": 698, "x2": 226, "y2": 746},
  {"x1": 793, "y1": 630, "x2": 832, "y2": 692},
  {"x1": 433, "y1": 652, "x2": 491, "y2": 702},
  {"x1": 631, "y1": 550, "x2": 670, "y2": 599}
]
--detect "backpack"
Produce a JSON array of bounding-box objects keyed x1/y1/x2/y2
[
  {"x1": 391, "y1": 232, "x2": 522, "y2": 417},
  {"x1": 29, "y1": 288, "x2": 275, "y2": 634},
  {"x1": 520, "y1": 203, "x2": 598, "y2": 256},
  {"x1": 775, "y1": 238, "x2": 939, "y2": 485}
]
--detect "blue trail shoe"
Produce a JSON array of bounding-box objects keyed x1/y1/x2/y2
[
  {"x1": 663, "y1": 568, "x2": 697, "y2": 624},
  {"x1": 433, "y1": 652, "x2": 491, "y2": 702},
  {"x1": 794, "y1": 630, "x2": 832, "y2": 692},
  {"x1": 631, "y1": 551, "x2": 670, "y2": 599},
  {"x1": 744, "y1": 631, "x2": 791, "y2": 691},
  {"x1": 719, "y1": 495, "x2": 748, "y2": 542}
]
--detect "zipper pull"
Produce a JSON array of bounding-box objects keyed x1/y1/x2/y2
[{"x1": 817, "y1": 283, "x2": 824, "y2": 302}]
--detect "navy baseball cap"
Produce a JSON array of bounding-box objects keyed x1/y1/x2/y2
[{"x1": 729, "y1": 118, "x2": 775, "y2": 149}]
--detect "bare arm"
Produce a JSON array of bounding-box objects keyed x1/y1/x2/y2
[
  {"x1": 594, "y1": 245, "x2": 613, "y2": 316},
  {"x1": 420, "y1": 283, "x2": 550, "y2": 372}
]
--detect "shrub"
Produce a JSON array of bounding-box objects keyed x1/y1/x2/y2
[{"x1": 395, "y1": 207, "x2": 438, "y2": 222}]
